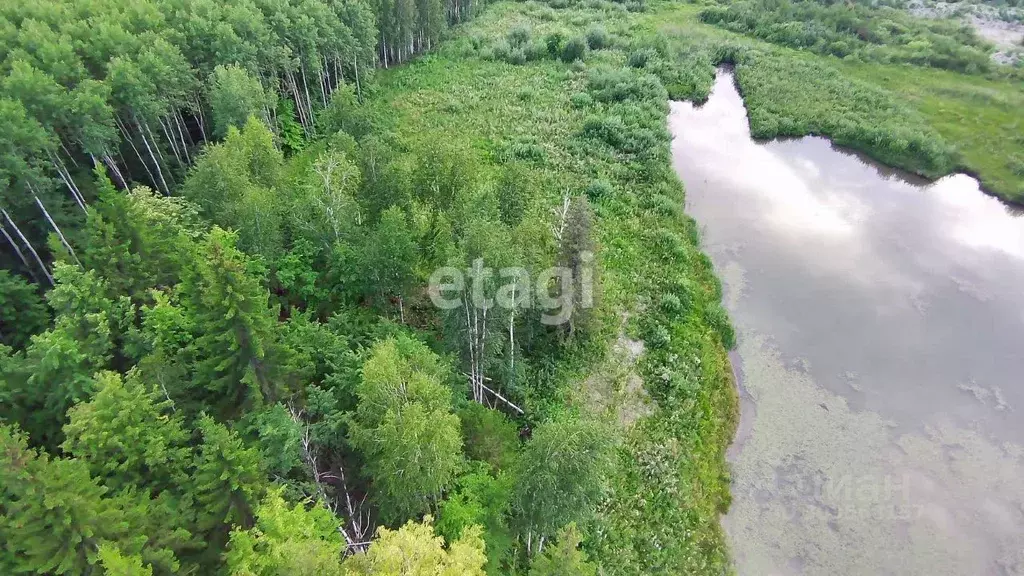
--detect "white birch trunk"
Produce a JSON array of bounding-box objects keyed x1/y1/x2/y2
[
  {"x1": 101, "y1": 154, "x2": 128, "y2": 189},
  {"x1": 49, "y1": 157, "x2": 86, "y2": 212},
  {"x1": 32, "y1": 190, "x2": 81, "y2": 266},
  {"x1": 0, "y1": 222, "x2": 36, "y2": 283},
  {"x1": 137, "y1": 118, "x2": 171, "y2": 195},
  {"x1": 3, "y1": 209, "x2": 52, "y2": 285},
  {"x1": 159, "y1": 116, "x2": 183, "y2": 167},
  {"x1": 115, "y1": 116, "x2": 158, "y2": 191}
]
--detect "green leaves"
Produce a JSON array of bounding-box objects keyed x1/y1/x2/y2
[
  {"x1": 512, "y1": 415, "x2": 615, "y2": 544},
  {"x1": 178, "y1": 227, "x2": 282, "y2": 418},
  {"x1": 528, "y1": 524, "x2": 597, "y2": 576},
  {"x1": 225, "y1": 489, "x2": 344, "y2": 576},
  {"x1": 349, "y1": 335, "x2": 463, "y2": 524},
  {"x1": 62, "y1": 371, "x2": 192, "y2": 494},
  {"x1": 182, "y1": 119, "x2": 285, "y2": 260},
  {"x1": 208, "y1": 65, "x2": 271, "y2": 139},
  {"x1": 191, "y1": 414, "x2": 267, "y2": 550},
  {"x1": 0, "y1": 270, "x2": 47, "y2": 349},
  {"x1": 342, "y1": 517, "x2": 487, "y2": 576},
  {"x1": 0, "y1": 424, "x2": 139, "y2": 575}
]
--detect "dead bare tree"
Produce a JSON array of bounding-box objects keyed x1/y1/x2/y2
[{"x1": 289, "y1": 406, "x2": 372, "y2": 554}]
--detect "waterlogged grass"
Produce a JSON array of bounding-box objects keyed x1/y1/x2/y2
[
  {"x1": 368, "y1": 2, "x2": 738, "y2": 573},
  {"x1": 648, "y1": 2, "x2": 1024, "y2": 203},
  {"x1": 734, "y1": 53, "x2": 958, "y2": 179},
  {"x1": 836, "y1": 62, "x2": 1024, "y2": 202}
]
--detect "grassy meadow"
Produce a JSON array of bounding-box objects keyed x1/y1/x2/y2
[
  {"x1": 364, "y1": 0, "x2": 1021, "y2": 570},
  {"x1": 366, "y1": 3, "x2": 741, "y2": 571}
]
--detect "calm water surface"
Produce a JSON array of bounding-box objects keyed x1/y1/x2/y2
[{"x1": 669, "y1": 71, "x2": 1024, "y2": 575}]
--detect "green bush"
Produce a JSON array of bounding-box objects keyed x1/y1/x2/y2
[
  {"x1": 526, "y1": 40, "x2": 550, "y2": 61},
  {"x1": 490, "y1": 39, "x2": 511, "y2": 61},
  {"x1": 704, "y1": 303, "x2": 735, "y2": 349},
  {"x1": 570, "y1": 92, "x2": 593, "y2": 108},
  {"x1": 582, "y1": 114, "x2": 626, "y2": 148},
  {"x1": 508, "y1": 24, "x2": 532, "y2": 48},
  {"x1": 651, "y1": 228, "x2": 688, "y2": 259},
  {"x1": 642, "y1": 193, "x2": 683, "y2": 219},
  {"x1": 458, "y1": 403, "x2": 521, "y2": 472},
  {"x1": 658, "y1": 292, "x2": 691, "y2": 317},
  {"x1": 509, "y1": 47, "x2": 527, "y2": 65},
  {"x1": 561, "y1": 36, "x2": 588, "y2": 62},
  {"x1": 584, "y1": 179, "x2": 613, "y2": 200},
  {"x1": 627, "y1": 47, "x2": 657, "y2": 68},
  {"x1": 586, "y1": 25, "x2": 611, "y2": 50},
  {"x1": 1009, "y1": 156, "x2": 1024, "y2": 177},
  {"x1": 545, "y1": 30, "x2": 566, "y2": 55},
  {"x1": 643, "y1": 322, "x2": 671, "y2": 348}
]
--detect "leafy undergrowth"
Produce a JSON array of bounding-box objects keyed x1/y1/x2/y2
[{"x1": 369, "y1": 2, "x2": 738, "y2": 573}]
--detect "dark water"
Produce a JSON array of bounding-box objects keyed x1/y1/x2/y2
[{"x1": 669, "y1": 71, "x2": 1024, "y2": 575}]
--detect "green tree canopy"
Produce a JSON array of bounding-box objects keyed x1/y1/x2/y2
[{"x1": 349, "y1": 335, "x2": 463, "y2": 524}]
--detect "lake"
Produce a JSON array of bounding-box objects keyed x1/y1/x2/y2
[{"x1": 669, "y1": 69, "x2": 1024, "y2": 575}]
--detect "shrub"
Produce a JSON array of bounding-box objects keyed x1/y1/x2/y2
[
  {"x1": 642, "y1": 194, "x2": 683, "y2": 218},
  {"x1": 651, "y1": 228, "x2": 688, "y2": 259},
  {"x1": 659, "y1": 293, "x2": 686, "y2": 316},
  {"x1": 584, "y1": 179, "x2": 613, "y2": 200},
  {"x1": 570, "y1": 92, "x2": 593, "y2": 108},
  {"x1": 526, "y1": 40, "x2": 550, "y2": 62},
  {"x1": 490, "y1": 39, "x2": 511, "y2": 62},
  {"x1": 458, "y1": 403, "x2": 521, "y2": 472},
  {"x1": 1009, "y1": 156, "x2": 1024, "y2": 177},
  {"x1": 644, "y1": 322, "x2": 671, "y2": 348},
  {"x1": 561, "y1": 36, "x2": 588, "y2": 62},
  {"x1": 587, "y1": 67, "x2": 667, "y2": 104},
  {"x1": 508, "y1": 24, "x2": 532, "y2": 48},
  {"x1": 625, "y1": 0, "x2": 645, "y2": 13},
  {"x1": 497, "y1": 139, "x2": 547, "y2": 163},
  {"x1": 582, "y1": 114, "x2": 625, "y2": 148},
  {"x1": 627, "y1": 47, "x2": 657, "y2": 68},
  {"x1": 666, "y1": 277, "x2": 695, "y2": 313},
  {"x1": 586, "y1": 25, "x2": 611, "y2": 50},
  {"x1": 545, "y1": 31, "x2": 566, "y2": 56},
  {"x1": 509, "y1": 47, "x2": 527, "y2": 65},
  {"x1": 704, "y1": 303, "x2": 735, "y2": 349}
]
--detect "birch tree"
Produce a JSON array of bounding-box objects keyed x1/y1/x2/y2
[
  {"x1": 349, "y1": 335, "x2": 463, "y2": 524},
  {"x1": 512, "y1": 416, "x2": 615, "y2": 556}
]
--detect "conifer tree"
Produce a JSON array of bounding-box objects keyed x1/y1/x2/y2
[
  {"x1": 0, "y1": 269, "x2": 48, "y2": 349},
  {"x1": 0, "y1": 424, "x2": 140, "y2": 575},
  {"x1": 191, "y1": 415, "x2": 267, "y2": 559},
  {"x1": 62, "y1": 370, "x2": 192, "y2": 494},
  {"x1": 179, "y1": 227, "x2": 282, "y2": 418}
]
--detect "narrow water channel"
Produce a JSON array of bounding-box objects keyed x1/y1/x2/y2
[{"x1": 669, "y1": 70, "x2": 1024, "y2": 575}]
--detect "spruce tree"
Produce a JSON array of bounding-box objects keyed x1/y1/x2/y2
[
  {"x1": 179, "y1": 227, "x2": 282, "y2": 418},
  {"x1": 0, "y1": 424, "x2": 140, "y2": 575},
  {"x1": 190, "y1": 415, "x2": 267, "y2": 557}
]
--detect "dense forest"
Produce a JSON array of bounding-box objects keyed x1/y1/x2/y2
[
  {"x1": 1, "y1": 0, "x2": 1020, "y2": 573},
  {"x1": 0, "y1": 0, "x2": 740, "y2": 571}
]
